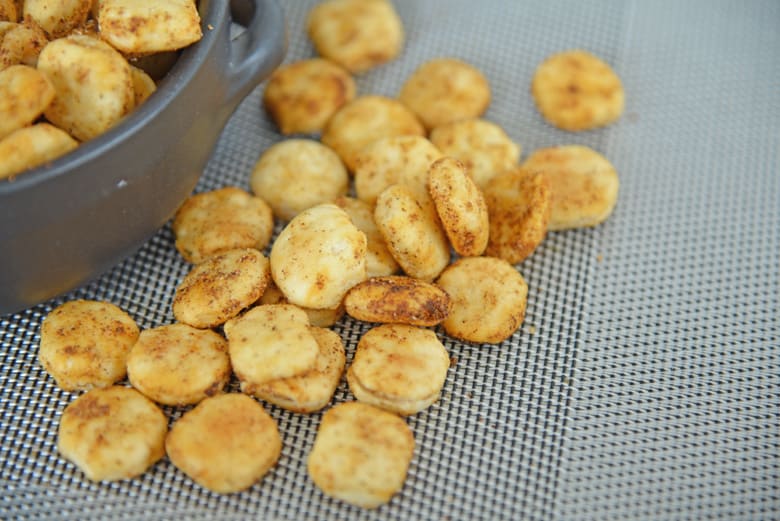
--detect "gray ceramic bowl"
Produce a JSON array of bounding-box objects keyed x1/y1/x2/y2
[{"x1": 0, "y1": 0, "x2": 286, "y2": 315}]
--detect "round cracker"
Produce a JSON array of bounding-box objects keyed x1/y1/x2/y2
[
  {"x1": 263, "y1": 58, "x2": 355, "y2": 135},
  {"x1": 399, "y1": 58, "x2": 491, "y2": 130},
  {"x1": 531, "y1": 49, "x2": 625, "y2": 131},
  {"x1": 172, "y1": 248, "x2": 271, "y2": 329},
  {"x1": 429, "y1": 118, "x2": 520, "y2": 189},
  {"x1": 249, "y1": 327, "x2": 346, "y2": 413},
  {"x1": 344, "y1": 275, "x2": 451, "y2": 327},
  {"x1": 334, "y1": 196, "x2": 399, "y2": 278},
  {"x1": 306, "y1": 0, "x2": 404, "y2": 74},
  {"x1": 165, "y1": 393, "x2": 281, "y2": 493},
  {"x1": 259, "y1": 282, "x2": 345, "y2": 328},
  {"x1": 435, "y1": 256, "x2": 528, "y2": 344},
  {"x1": 127, "y1": 323, "x2": 230, "y2": 406},
  {"x1": 347, "y1": 324, "x2": 450, "y2": 415},
  {"x1": 0, "y1": 64, "x2": 54, "y2": 141},
  {"x1": 39, "y1": 299, "x2": 139, "y2": 391},
  {"x1": 58, "y1": 386, "x2": 167, "y2": 481},
  {"x1": 353, "y1": 135, "x2": 442, "y2": 206},
  {"x1": 0, "y1": 123, "x2": 78, "y2": 180},
  {"x1": 374, "y1": 184, "x2": 451, "y2": 282},
  {"x1": 427, "y1": 157, "x2": 489, "y2": 256},
  {"x1": 250, "y1": 139, "x2": 348, "y2": 222},
  {"x1": 521, "y1": 145, "x2": 619, "y2": 230},
  {"x1": 307, "y1": 401, "x2": 414, "y2": 508},
  {"x1": 225, "y1": 304, "x2": 319, "y2": 389},
  {"x1": 172, "y1": 187, "x2": 274, "y2": 264},
  {"x1": 321, "y1": 95, "x2": 425, "y2": 172},
  {"x1": 484, "y1": 167, "x2": 552, "y2": 263},
  {"x1": 270, "y1": 203, "x2": 367, "y2": 310}
]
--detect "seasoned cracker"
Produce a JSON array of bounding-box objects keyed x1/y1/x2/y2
[
  {"x1": 98, "y1": 0, "x2": 202, "y2": 55},
  {"x1": 307, "y1": 401, "x2": 414, "y2": 508},
  {"x1": 353, "y1": 135, "x2": 442, "y2": 206},
  {"x1": 130, "y1": 65, "x2": 156, "y2": 106},
  {"x1": 307, "y1": 0, "x2": 403, "y2": 74},
  {"x1": 427, "y1": 157, "x2": 489, "y2": 256},
  {"x1": 263, "y1": 58, "x2": 355, "y2": 135},
  {"x1": 344, "y1": 276, "x2": 451, "y2": 327},
  {"x1": 521, "y1": 145, "x2": 619, "y2": 230},
  {"x1": 531, "y1": 49, "x2": 624, "y2": 131},
  {"x1": 436, "y1": 256, "x2": 528, "y2": 344},
  {"x1": 0, "y1": 123, "x2": 77, "y2": 179},
  {"x1": 172, "y1": 187, "x2": 274, "y2": 264},
  {"x1": 127, "y1": 324, "x2": 230, "y2": 406},
  {"x1": 166, "y1": 393, "x2": 281, "y2": 493},
  {"x1": 259, "y1": 282, "x2": 345, "y2": 328},
  {"x1": 347, "y1": 324, "x2": 449, "y2": 415},
  {"x1": 0, "y1": 64, "x2": 54, "y2": 140},
  {"x1": 334, "y1": 196, "x2": 399, "y2": 278},
  {"x1": 0, "y1": 1, "x2": 17, "y2": 22},
  {"x1": 250, "y1": 139, "x2": 348, "y2": 221},
  {"x1": 224, "y1": 304, "x2": 319, "y2": 388},
  {"x1": 38, "y1": 35, "x2": 134, "y2": 141},
  {"x1": 0, "y1": 20, "x2": 48, "y2": 70},
  {"x1": 172, "y1": 248, "x2": 271, "y2": 329},
  {"x1": 484, "y1": 167, "x2": 551, "y2": 263},
  {"x1": 249, "y1": 327, "x2": 346, "y2": 413},
  {"x1": 399, "y1": 58, "x2": 491, "y2": 130},
  {"x1": 374, "y1": 185, "x2": 450, "y2": 282},
  {"x1": 321, "y1": 95, "x2": 425, "y2": 172},
  {"x1": 429, "y1": 118, "x2": 520, "y2": 189},
  {"x1": 58, "y1": 386, "x2": 167, "y2": 481},
  {"x1": 23, "y1": 0, "x2": 91, "y2": 39},
  {"x1": 270, "y1": 203, "x2": 367, "y2": 310},
  {"x1": 39, "y1": 300, "x2": 139, "y2": 391}
]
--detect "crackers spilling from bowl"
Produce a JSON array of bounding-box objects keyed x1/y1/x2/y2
[{"x1": 35, "y1": 0, "x2": 625, "y2": 509}]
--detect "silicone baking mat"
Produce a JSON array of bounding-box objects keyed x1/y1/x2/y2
[{"x1": 1, "y1": 1, "x2": 778, "y2": 519}]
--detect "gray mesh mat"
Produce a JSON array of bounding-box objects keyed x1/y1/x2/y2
[{"x1": 1, "y1": 1, "x2": 778, "y2": 519}]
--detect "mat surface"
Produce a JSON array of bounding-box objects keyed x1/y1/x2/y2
[{"x1": 1, "y1": 1, "x2": 778, "y2": 520}]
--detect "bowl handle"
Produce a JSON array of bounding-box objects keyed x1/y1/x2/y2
[{"x1": 225, "y1": 0, "x2": 287, "y2": 104}]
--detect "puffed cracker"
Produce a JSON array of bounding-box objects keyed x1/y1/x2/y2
[
  {"x1": 374, "y1": 185, "x2": 450, "y2": 282},
  {"x1": 37, "y1": 35, "x2": 134, "y2": 141},
  {"x1": 23, "y1": 0, "x2": 91, "y2": 39},
  {"x1": 347, "y1": 324, "x2": 449, "y2": 415},
  {"x1": 306, "y1": 0, "x2": 403, "y2": 74},
  {"x1": 344, "y1": 276, "x2": 451, "y2": 327},
  {"x1": 0, "y1": 123, "x2": 77, "y2": 179},
  {"x1": 521, "y1": 145, "x2": 619, "y2": 230},
  {"x1": 58, "y1": 386, "x2": 167, "y2": 481},
  {"x1": 98, "y1": 0, "x2": 202, "y2": 55},
  {"x1": 321, "y1": 95, "x2": 425, "y2": 172},
  {"x1": 172, "y1": 248, "x2": 271, "y2": 329},
  {"x1": 38, "y1": 300, "x2": 139, "y2": 391},
  {"x1": 172, "y1": 187, "x2": 274, "y2": 264},
  {"x1": 0, "y1": 0, "x2": 17, "y2": 22},
  {"x1": 427, "y1": 157, "x2": 489, "y2": 257},
  {"x1": 429, "y1": 118, "x2": 520, "y2": 189},
  {"x1": 259, "y1": 282, "x2": 345, "y2": 328},
  {"x1": 399, "y1": 58, "x2": 491, "y2": 130},
  {"x1": 531, "y1": 49, "x2": 624, "y2": 131},
  {"x1": 127, "y1": 323, "x2": 230, "y2": 406},
  {"x1": 249, "y1": 327, "x2": 346, "y2": 413},
  {"x1": 0, "y1": 20, "x2": 48, "y2": 70},
  {"x1": 307, "y1": 401, "x2": 414, "y2": 508},
  {"x1": 250, "y1": 139, "x2": 349, "y2": 221},
  {"x1": 166, "y1": 393, "x2": 281, "y2": 494},
  {"x1": 263, "y1": 58, "x2": 356, "y2": 135},
  {"x1": 353, "y1": 135, "x2": 442, "y2": 206},
  {"x1": 484, "y1": 167, "x2": 551, "y2": 263},
  {"x1": 130, "y1": 65, "x2": 156, "y2": 106},
  {"x1": 436, "y1": 256, "x2": 528, "y2": 344},
  {"x1": 224, "y1": 304, "x2": 319, "y2": 388},
  {"x1": 0, "y1": 64, "x2": 53, "y2": 140},
  {"x1": 270, "y1": 203, "x2": 367, "y2": 310},
  {"x1": 334, "y1": 196, "x2": 399, "y2": 278}
]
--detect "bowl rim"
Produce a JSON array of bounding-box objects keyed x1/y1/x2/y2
[{"x1": 0, "y1": 0, "x2": 226, "y2": 194}]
